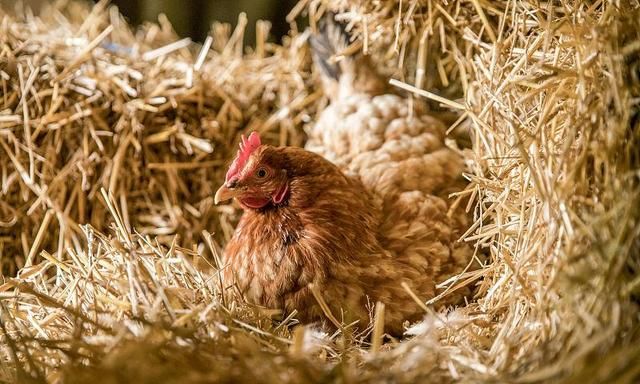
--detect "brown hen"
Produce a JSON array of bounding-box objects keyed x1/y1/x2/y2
[{"x1": 214, "y1": 17, "x2": 475, "y2": 335}]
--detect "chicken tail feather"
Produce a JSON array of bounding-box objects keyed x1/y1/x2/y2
[
  {"x1": 310, "y1": 13, "x2": 351, "y2": 82},
  {"x1": 310, "y1": 13, "x2": 386, "y2": 98}
]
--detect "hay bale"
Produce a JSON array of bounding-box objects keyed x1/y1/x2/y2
[
  {"x1": 0, "y1": 0, "x2": 315, "y2": 275},
  {"x1": 1, "y1": 1, "x2": 639, "y2": 383}
]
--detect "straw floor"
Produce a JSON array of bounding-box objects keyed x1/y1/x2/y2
[{"x1": 0, "y1": 0, "x2": 639, "y2": 383}]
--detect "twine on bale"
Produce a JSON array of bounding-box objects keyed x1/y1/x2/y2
[{"x1": 1, "y1": 0, "x2": 639, "y2": 383}]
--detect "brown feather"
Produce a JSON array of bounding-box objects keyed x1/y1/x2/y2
[
  {"x1": 222, "y1": 146, "x2": 473, "y2": 335},
  {"x1": 220, "y1": 14, "x2": 475, "y2": 335}
]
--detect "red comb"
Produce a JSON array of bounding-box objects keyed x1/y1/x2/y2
[{"x1": 225, "y1": 132, "x2": 262, "y2": 182}]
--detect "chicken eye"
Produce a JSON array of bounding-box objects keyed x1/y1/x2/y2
[{"x1": 256, "y1": 168, "x2": 268, "y2": 179}]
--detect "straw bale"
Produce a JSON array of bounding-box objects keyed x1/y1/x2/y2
[
  {"x1": 0, "y1": 0, "x2": 315, "y2": 275},
  {"x1": 1, "y1": 1, "x2": 639, "y2": 383}
]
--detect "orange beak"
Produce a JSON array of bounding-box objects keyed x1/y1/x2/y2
[{"x1": 214, "y1": 184, "x2": 241, "y2": 204}]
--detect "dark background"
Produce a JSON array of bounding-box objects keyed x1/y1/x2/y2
[{"x1": 2, "y1": 0, "x2": 300, "y2": 44}]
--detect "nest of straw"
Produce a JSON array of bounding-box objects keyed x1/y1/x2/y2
[{"x1": 1, "y1": 0, "x2": 639, "y2": 383}]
